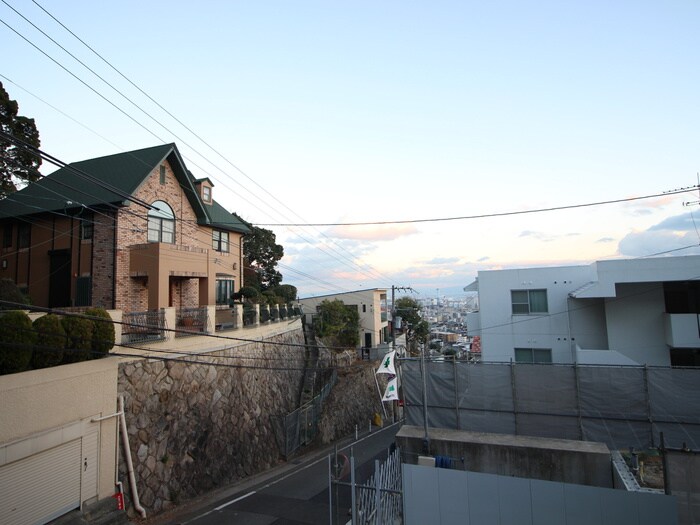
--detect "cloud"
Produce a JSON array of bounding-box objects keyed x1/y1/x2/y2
[
  {"x1": 596, "y1": 237, "x2": 616, "y2": 243},
  {"x1": 325, "y1": 224, "x2": 419, "y2": 241},
  {"x1": 519, "y1": 230, "x2": 555, "y2": 242},
  {"x1": 648, "y1": 213, "x2": 699, "y2": 231},
  {"x1": 618, "y1": 212, "x2": 700, "y2": 257},
  {"x1": 477, "y1": 256, "x2": 490, "y2": 262},
  {"x1": 425, "y1": 257, "x2": 460, "y2": 265}
]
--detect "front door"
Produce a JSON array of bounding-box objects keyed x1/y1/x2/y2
[
  {"x1": 48, "y1": 249, "x2": 71, "y2": 307},
  {"x1": 365, "y1": 332, "x2": 372, "y2": 348}
]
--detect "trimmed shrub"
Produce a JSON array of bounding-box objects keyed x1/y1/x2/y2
[
  {"x1": 85, "y1": 307, "x2": 115, "y2": 358},
  {"x1": 31, "y1": 314, "x2": 66, "y2": 369},
  {"x1": 0, "y1": 310, "x2": 36, "y2": 374},
  {"x1": 0, "y1": 279, "x2": 30, "y2": 310},
  {"x1": 61, "y1": 315, "x2": 94, "y2": 363},
  {"x1": 239, "y1": 286, "x2": 261, "y2": 303}
]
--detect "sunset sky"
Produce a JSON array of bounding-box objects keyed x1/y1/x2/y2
[{"x1": 3, "y1": 0, "x2": 699, "y2": 297}]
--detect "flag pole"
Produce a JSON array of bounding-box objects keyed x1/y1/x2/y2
[{"x1": 373, "y1": 372, "x2": 388, "y2": 419}]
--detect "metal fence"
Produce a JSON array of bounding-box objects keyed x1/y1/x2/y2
[
  {"x1": 272, "y1": 370, "x2": 338, "y2": 458},
  {"x1": 401, "y1": 359, "x2": 700, "y2": 451},
  {"x1": 175, "y1": 306, "x2": 209, "y2": 337},
  {"x1": 121, "y1": 310, "x2": 167, "y2": 344},
  {"x1": 355, "y1": 447, "x2": 403, "y2": 525}
]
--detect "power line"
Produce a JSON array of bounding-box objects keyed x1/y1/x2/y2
[
  {"x1": 4, "y1": 2, "x2": 396, "y2": 287},
  {"x1": 253, "y1": 186, "x2": 699, "y2": 227}
]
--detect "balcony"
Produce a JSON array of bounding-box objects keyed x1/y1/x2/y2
[
  {"x1": 664, "y1": 313, "x2": 700, "y2": 348},
  {"x1": 129, "y1": 242, "x2": 209, "y2": 279}
]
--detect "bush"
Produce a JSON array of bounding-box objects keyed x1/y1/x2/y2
[
  {"x1": 31, "y1": 314, "x2": 66, "y2": 369},
  {"x1": 85, "y1": 307, "x2": 115, "y2": 358},
  {"x1": 0, "y1": 279, "x2": 30, "y2": 310},
  {"x1": 239, "y1": 286, "x2": 261, "y2": 303},
  {"x1": 61, "y1": 315, "x2": 94, "y2": 363},
  {"x1": 0, "y1": 310, "x2": 36, "y2": 374}
]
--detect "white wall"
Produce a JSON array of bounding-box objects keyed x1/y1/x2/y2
[
  {"x1": 477, "y1": 265, "x2": 592, "y2": 363},
  {"x1": 605, "y1": 282, "x2": 670, "y2": 366}
]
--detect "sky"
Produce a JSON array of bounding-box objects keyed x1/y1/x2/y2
[{"x1": 2, "y1": 0, "x2": 700, "y2": 299}]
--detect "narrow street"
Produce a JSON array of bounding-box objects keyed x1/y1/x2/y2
[{"x1": 160, "y1": 423, "x2": 400, "y2": 525}]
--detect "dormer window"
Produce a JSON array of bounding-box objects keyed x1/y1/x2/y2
[
  {"x1": 202, "y1": 185, "x2": 211, "y2": 203},
  {"x1": 148, "y1": 200, "x2": 175, "y2": 244}
]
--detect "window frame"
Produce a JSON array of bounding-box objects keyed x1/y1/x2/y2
[
  {"x1": 215, "y1": 277, "x2": 234, "y2": 305},
  {"x1": 511, "y1": 289, "x2": 548, "y2": 315},
  {"x1": 514, "y1": 347, "x2": 552, "y2": 363},
  {"x1": 17, "y1": 223, "x2": 30, "y2": 249},
  {"x1": 147, "y1": 201, "x2": 175, "y2": 244},
  {"x1": 2, "y1": 223, "x2": 12, "y2": 248},
  {"x1": 202, "y1": 185, "x2": 212, "y2": 203},
  {"x1": 80, "y1": 213, "x2": 94, "y2": 241},
  {"x1": 159, "y1": 165, "x2": 166, "y2": 185},
  {"x1": 212, "y1": 230, "x2": 230, "y2": 253}
]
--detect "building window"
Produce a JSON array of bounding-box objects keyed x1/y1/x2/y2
[
  {"x1": 362, "y1": 305, "x2": 366, "y2": 313},
  {"x1": 17, "y1": 223, "x2": 30, "y2": 249},
  {"x1": 515, "y1": 348, "x2": 552, "y2": 363},
  {"x1": 212, "y1": 230, "x2": 229, "y2": 252},
  {"x1": 202, "y1": 186, "x2": 211, "y2": 203},
  {"x1": 511, "y1": 289, "x2": 548, "y2": 314},
  {"x1": 2, "y1": 223, "x2": 12, "y2": 248},
  {"x1": 80, "y1": 213, "x2": 94, "y2": 240},
  {"x1": 216, "y1": 277, "x2": 234, "y2": 305},
  {"x1": 159, "y1": 165, "x2": 166, "y2": 184},
  {"x1": 147, "y1": 200, "x2": 175, "y2": 243}
]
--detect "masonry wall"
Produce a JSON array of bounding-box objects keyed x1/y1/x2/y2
[{"x1": 117, "y1": 327, "x2": 306, "y2": 515}]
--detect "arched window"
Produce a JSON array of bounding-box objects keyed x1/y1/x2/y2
[{"x1": 147, "y1": 200, "x2": 175, "y2": 244}]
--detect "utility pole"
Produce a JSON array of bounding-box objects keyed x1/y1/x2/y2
[{"x1": 391, "y1": 285, "x2": 415, "y2": 353}]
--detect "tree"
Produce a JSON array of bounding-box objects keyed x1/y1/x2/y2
[
  {"x1": 395, "y1": 296, "x2": 429, "y2": 351},
  {"x1": 270, "y1": 284, "x2": 297, "y2": 303},
  {"x1": 0, "y1": 81, "x2": 42, "y2": 197},
  {"x1": 315, "y1": 299, "x2": 360, "y2": 348},
  {"x1": 243, "y1": 226, "x2": 283, "y2": 291}
]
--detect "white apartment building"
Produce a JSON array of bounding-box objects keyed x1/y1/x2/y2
[
  {"x1": 465, "y1": 255, "x2": 700, "y2": 366},
  {"x1": 298, "y1": 288, "x2": 389, "y2": 348}
]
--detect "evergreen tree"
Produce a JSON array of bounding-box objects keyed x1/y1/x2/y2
[
  {"x1": 0, "y1": 81, "x2": 42, "y2": 197},
  {"x1": 243, "y1": 225, "x2": 283, "y2": 291}
]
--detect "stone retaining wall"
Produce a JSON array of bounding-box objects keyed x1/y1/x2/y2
[{"x1": 118, "y1": 328, "x2": 306, "y2": 514}]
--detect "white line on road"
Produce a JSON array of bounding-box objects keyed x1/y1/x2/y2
[{"x1": 214, "y1": 491, "x2": 257, "y2": 511}]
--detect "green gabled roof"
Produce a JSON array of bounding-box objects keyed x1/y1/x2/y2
[
  {"x1": 202, "y1": 199, "x2": 251, "y2": 234},
  {"x1": 0, "y1": 144, "x2": 250, "y2": 236},
  {"x1": 0, "y1": 143, "x2": 176, "y2": 218}
]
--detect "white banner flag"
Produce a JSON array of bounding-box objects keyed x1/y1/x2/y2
[
  {"x1": 382, "y1": 377, "x2": 399, "y2": 401},
  {"x1": 377, "y1": 350, "x2": 396, "y2": 375}
]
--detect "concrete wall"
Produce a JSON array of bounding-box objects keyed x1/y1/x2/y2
[
  {"x1": 397, "y1": 425, "x2": 613, "y2": 488},
  {"x1": 605, "y1": 283, "x2": 670, "y2": 366},
  {"x1": 476, "y1": 265, "x2": 592, "y2": 363},
  {"x1": 0, "y1": 357, "x2": 119, "y2": 501},
  {"x1": 403, "y1": 464, "x2": 678, "y2": 525}
]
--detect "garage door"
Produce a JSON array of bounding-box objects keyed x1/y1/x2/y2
[{"x1": 0, "y1": 439, "x2": 81, "y2": 525}]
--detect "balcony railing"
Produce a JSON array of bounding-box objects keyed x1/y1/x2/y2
[
  {"x1": 175, "y1": 307, "x2": 209, "y2": 337},
  {"x1": 122, "y1": 310, "x2": 167, "y2": 344}
]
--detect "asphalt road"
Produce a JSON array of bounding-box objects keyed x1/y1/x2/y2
[{"x1": 166, "y1": 422, "x2": 401, "y2": 525}]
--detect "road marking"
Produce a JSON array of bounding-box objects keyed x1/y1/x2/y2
[{"x1": 214, "y1": 490, "x2": 257, "y2": 511}]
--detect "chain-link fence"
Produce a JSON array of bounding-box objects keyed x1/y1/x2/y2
[{"x1": 271, "y1": 370, "x2": 338, "y2": 458}]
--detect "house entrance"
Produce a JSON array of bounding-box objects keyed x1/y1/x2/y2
[{"x1": 48, "y1": 249, "x2": 71, "y2": 307}]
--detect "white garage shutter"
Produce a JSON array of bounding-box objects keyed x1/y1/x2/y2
[{"x1": 0, "y1": 439, "x2": 81, "y2": 525}]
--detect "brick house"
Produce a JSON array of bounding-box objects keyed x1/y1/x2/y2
[{"x1": 0, "y1": 143, "x2": 249, "y2": 314}]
